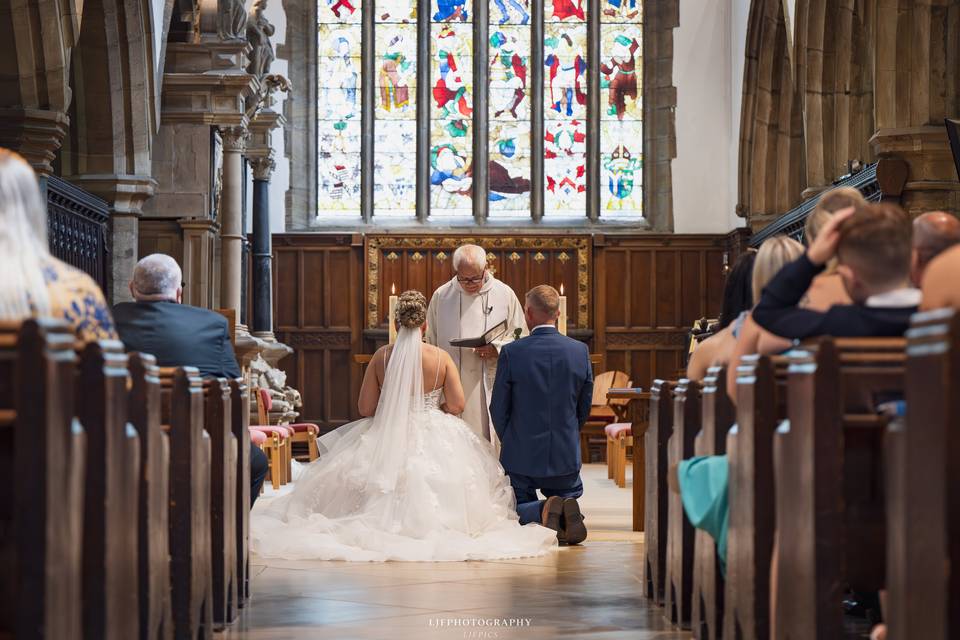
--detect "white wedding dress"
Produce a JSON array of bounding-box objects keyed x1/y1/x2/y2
[{"x1": 250, "y1": 325, "x2": 558, "y2": 561}]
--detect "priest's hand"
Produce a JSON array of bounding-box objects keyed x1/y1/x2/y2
[{"x1": 474, "y1": 345, "x2": 498, "y2": 360}]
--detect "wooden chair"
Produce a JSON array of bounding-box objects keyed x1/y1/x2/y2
[
  {"x1": 0, "y1": 320, "x2": 85, "y2": 640},
  {"x1": 160, "y1": 367, "x2": 214, "y2": 640},
  {"x1": 724, "y1": 354, "x2": 785, "y2": 640},
  {"x1": 773, "y1": 337, "x2": 905, "y2": 639},
  {"x1": 203, "y1": 378, "x2": 238, "y2": 629},
  {"x1": 664, "y1": 378, "x2": 701, "y2": 628},
  {"x1": 254, "y1": 387, "x2": 319, "y2": 463},
  {"x1": 643, "y1": 379, "x2": 675, "y2": 605},
  {"x1": 76, "y1": 339, "x2": 141, "y2": 640},
  {"x1": 127, "y1": 353, "x2": 173, "y2": 640},
  {"x1": 604, "y1": 422, "x2": 632, "y2": 487},
  {"x1": 691, "y1": 366, "x2": 734, "y2": 640},
  {"x1": 582, "y1": 370, "x2": 630, "y2": 463},
  {"x1": 230, "y1": 379, "x2": 252, "y2": 610},
  {"x1": 886, "y1": 309, "x2": 959, "y2": 640}
]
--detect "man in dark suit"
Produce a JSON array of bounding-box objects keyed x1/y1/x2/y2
[
  {"x1": 113, "y1": 253, "x2": 267, "y2": 504},
  {"x1": 490, "y1": 285, "x2": 594, "y2": 544}
]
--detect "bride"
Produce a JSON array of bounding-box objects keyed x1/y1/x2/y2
[{"x1": 250, "y1": 290, "x2": 559, "y2": 561}]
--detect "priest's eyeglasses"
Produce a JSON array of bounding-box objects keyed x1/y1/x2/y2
[{"x1": 456, "y1": 275, "x2": 485, "y2": 285}]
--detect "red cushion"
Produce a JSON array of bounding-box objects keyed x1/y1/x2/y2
[
  {"x1": 287, "y1": 423, "x2": 319, "y2": 435},
  {"x1": 250, "y1": 425, "x2": 291, "y2": 439},
  {"x1": 248, "y1": 429, "x2": 268, "y2": 445},
  {"x1": 258, "y1": 387, "x2": 273, "y2": 412},
  {"x1": 604, "y1": 422, "x2": 632, "y2": 439}
]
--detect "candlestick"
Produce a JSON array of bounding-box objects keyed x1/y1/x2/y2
[
  {"x1": 388, "y1": 283, "x2": 398, "y2": 344},
  {"x1": 558, "y1": 283, "x2": 567, "y2": 336}
]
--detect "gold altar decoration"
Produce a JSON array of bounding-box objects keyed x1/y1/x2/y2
[{"x1": 365, "y1": 236, "x2": 591, "y2": 330}]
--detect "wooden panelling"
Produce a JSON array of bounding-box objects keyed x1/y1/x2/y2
[
  {"x1": 272, "y1": 235, "x2": 362, "y2": 433},
  {"x1": 271, "y1": 232, "x2": 735, "y2": 431}
]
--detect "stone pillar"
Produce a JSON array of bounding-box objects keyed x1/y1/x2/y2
[
  {"x1": 178, "y1": 217, "x2": 219, "y2": 308},
  {"x1": 871, "y1": 127, "x2": 960, "y2": 217},
  {"x1": 249, "y1": 155, "x2": 275, "y2": 338},
  {"x1": 219, "y1": 125, "x2": 248, "y2": 321},
  {"x1": 0, "y1": 108, "x2": 70, "y2": 176},
  {"x1": 68, "y1": 174, "x2": 157, "y2": 303}
]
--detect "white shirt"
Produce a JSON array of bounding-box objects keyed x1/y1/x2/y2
[
  {"x1": 865, "y1": 287, "x2": 922, "y2": 308},
  {"x1": 532, "y1": 324, "x2": 557, "y2": 333}
]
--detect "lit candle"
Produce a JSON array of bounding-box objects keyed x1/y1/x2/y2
[
  {"x1": 558, "y1": 283, "x2": 568, "y2": 336},
  {"x1": 388, "y1": 283, "x2": 398, "y2": 344}
]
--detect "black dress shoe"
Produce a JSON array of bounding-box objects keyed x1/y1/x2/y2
[
  {"x1": 560, "y1": 498, "x2": 587, "y2": 545},
  {"x1": 541, "y1": 495, "x2": 564, "y2": 535}
]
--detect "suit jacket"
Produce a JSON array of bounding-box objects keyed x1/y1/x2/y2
[
  {"x1": 112, "y1": 301, "x2": 241, "y2": 379},
  {"x1": 490, "y1": 326, "x2": 594, "y2": 477}
]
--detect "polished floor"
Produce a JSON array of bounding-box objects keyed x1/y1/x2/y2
[{"x1": 233, "y1": 464, "x2": 690, "y2": 640}]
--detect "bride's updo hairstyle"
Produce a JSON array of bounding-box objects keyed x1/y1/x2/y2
[{"x1": 396, "y1": 290, "x2": 427, "y2": 329}]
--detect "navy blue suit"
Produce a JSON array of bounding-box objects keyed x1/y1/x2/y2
[
  {"x1": 490, "y1": 326, "x2": 594, "y2": 524},
  {"x1": 113, "y1": 301, "x2": 241, "y2": 379}
]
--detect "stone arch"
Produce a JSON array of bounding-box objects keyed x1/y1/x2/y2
[
  {"x1": 62, "y1": 0, "x2": 158, "y2": 188},
  {"x1": 0, "y1": 0, "x2": 83, "y2": 174},
  {"x1": 737, "y1": 0, "x2": 806, "y2": 225}
]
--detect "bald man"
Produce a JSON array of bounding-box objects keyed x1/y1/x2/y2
[
  {"x1": 912, "y1": 211, "x2": 960, "y2": 286},
  {"x1": 921, "y1": 244, "x2": 960, "y2": 310}
]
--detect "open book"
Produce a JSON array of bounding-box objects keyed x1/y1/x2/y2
[{"x1": 449, "y1": 320, "x2": 508, "y2": 348}]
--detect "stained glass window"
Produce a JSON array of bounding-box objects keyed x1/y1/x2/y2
[
  {"x1": 429, "y1": 2, "x2": 474, "y2": 217},
  {"x1": 317, "y1": 0, "x2": 362, "y2": 216},
  {"x1": 487, "y1": 1, "x2": 531, "y2": 217},
  {"x1": 600, "y1": 0, "x2": 643, "y2": 216},
  {"x1": 315, "y1": 0, "x2": 642, "y2": 222},
  {"x1": 375, "y1": 1, "x2": 418, "y2": 217},
  {"x1": 544, "y1": 1, "x2": 587, "y2": 214}
]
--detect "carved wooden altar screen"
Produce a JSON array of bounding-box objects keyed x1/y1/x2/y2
[{"x1": 365, "y1": 235, "x2": 592, "y2": 333}]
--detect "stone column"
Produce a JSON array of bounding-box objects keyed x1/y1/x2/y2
[
  {"x1": 219, "y1": 125, "x2": 248, "y2": 321},
  {"x1": 249, "y1": 154, "x2": 275, "y2": 338}
]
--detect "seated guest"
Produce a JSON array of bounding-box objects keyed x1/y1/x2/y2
[
  {"x1": 686, "y1": 249, "x2": 756, "y2": 381},
  {"x1": 799, "y1": 186, "x2": 865, "y2": 311},
  {"x1": 113, "y1": 254, "x2": 241, "y2": 378},
  {"x1": 752, "y1": 203, "x2": 920, "y2": 340},
  {"x1": 113, "y1": 254, "x2": 267, "y2": 504},
  {"x1": 0, "y1": 148, "x2": 117, "y2": 342},
  {"x1": 920, "y1": 244, "x2": 960, "y2": 310},
  {"x1": 722, "y1": 235, "x2": 804, "y2": 402},
  {"x1": 911, "y1": 210, "x2": 960, "y2": 286}
]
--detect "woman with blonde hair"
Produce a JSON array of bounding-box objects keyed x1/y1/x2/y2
[
  {"x1": 0, "y1": 148, "x2": 116, "y2": 341},
  {"x1": 686, "y1": 235, "x2": 804, "y2": 383}
]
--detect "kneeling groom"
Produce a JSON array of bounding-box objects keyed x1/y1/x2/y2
[{"x1": 490, "y1": 285, "x2": 594, "y2": 544}]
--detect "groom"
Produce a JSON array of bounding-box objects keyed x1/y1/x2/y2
[{"x1": 490, "y1": 285, "x2": 594, "y2": 544}]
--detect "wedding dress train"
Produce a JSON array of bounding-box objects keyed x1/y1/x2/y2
[{"x1": 250, "y1": 326, "x2": 558, "y2": 561}]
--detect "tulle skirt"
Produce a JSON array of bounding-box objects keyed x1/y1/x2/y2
[{"x1": 250, "y1": 407, "x2": 559, "y2": 561}]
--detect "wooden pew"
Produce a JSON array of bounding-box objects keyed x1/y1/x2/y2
[
  {"x1": 76, "y1": 340, "x2": 141, "y2": 639},
  {"x1": 127, "y1": 353, "x2": 173, "y2": 640},
  {"x1": 773, "y1": 337, "x2": 904, "y2": 639},
  {"x1": 664, "y1": 378, "x2": 701, "y2": 627},
  {"x1": 643, "y1": 379, "x2": 675, "y2": 604},
  {"x1": 724, "y1": 354, "x2": 785, "y2": 640},
  {"x1": 231, "y1": 378, "x2": 252, "y2": 609},
  {"x1": 691, "y1": 366, "x2": 734, "y2": 640},
  {"x1": 886, "y1": 309, "x2": 959, "y2": 640},
  {"x1": 204, "y1": 378, "x2": 238, "y2": 628},
  {"x1": 161, "y1": 367, "x2": 214, "y2": 640},
  {"x1": 605, "y1": 388, "x2": 651, "y2": 532},
  {"x1": 0, "y1": 320, "x2": 85, "y2": 639}
]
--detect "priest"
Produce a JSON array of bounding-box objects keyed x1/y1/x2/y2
[{"x1": 426, "y1": 244, "x2": 527, "y2": 448}]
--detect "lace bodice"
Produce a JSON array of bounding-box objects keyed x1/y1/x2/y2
[{"x1": 424, "y1": 388, "x2": 443, "y2": 411}]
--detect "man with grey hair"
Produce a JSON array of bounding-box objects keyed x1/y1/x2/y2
[
  {"x1": 425, "y1": 243, "x2": 527, "y2": 448},
  {"x1": 113, "y1": 253, "x2": 241, "y2": 379},
  {"x1": 113, "y1": 254, "x2": 270, "y2": 507}
]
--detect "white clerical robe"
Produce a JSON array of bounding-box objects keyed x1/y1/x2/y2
[{"x1": 425, "y1": 275, "x2": 527, "y2": 449}]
